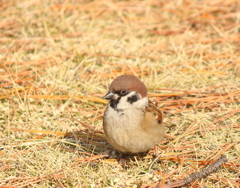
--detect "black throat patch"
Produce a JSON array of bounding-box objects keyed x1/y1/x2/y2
[{"x1": 109, "y1": 98, "x2": 120, "y2": 110}]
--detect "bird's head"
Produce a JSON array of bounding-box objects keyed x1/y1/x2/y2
[{"x1": 103, "y1": 75, "x2": 148, "y2": 110}]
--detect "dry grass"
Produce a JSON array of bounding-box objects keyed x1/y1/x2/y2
[{"x1": 0, "y1": 0, "x2": 240, "y2": 187}]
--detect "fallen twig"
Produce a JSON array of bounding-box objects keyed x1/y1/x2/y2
[{"x1": 162, "y1": 155, "x2": 228, "y2": 188}]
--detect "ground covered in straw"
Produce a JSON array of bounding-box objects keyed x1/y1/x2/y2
[{"x1": 0, "y1": 0, "x2": 240, "y2": 187}]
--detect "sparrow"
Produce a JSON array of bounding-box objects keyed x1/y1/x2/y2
[{"x1": 103, "y1": 75, "x2": 165, "y2": 153}]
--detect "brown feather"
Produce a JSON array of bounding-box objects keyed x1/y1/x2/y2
[{"x1": 145, "y1": 100, "x2": 163, "y2": 124}]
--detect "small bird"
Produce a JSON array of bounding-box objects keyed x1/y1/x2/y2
[{"x1": 103, "y1": 75, "x2": 165, "y2": 154}]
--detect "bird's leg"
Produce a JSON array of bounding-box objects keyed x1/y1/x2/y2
[
  {"x1": 118, "y1": 152, "x2": 132, "y2": 168},
  {"x1": 102, "y1": 149, "x2": 118, "y2": 159},
  {"x1": 153, "y1": 146, "x2": 160, "y2": 158}
]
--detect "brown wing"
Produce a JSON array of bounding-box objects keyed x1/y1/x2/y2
[{"x1": 145, "y1": 100, "x2": 163, "y2": 124}]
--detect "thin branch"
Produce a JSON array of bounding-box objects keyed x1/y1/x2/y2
[{"x1": 162, "y1": 155, "x2": 228, "y2": 188}]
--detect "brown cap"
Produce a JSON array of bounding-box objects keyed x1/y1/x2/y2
[{"x1": 109, "y1": 75, "x2": 147, "y2": 98}]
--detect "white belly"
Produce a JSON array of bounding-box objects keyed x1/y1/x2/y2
[{"x1": 103, "y1": 107, "x2": 164, "y2": 153}]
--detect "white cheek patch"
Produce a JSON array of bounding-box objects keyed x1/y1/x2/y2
[{"x1": 134, "y1": 96, "x2": 148, "y2": 109}]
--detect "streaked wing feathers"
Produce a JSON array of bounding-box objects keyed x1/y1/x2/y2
[{"x1": 145, "y1": 100, "x2": 163, "y2": 124}]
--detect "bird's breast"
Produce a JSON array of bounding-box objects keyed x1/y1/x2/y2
[{"x1": 103, "y1": 106, "x2": 164, "y2": 153}]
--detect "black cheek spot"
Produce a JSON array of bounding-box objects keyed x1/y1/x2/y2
[
  {"x1": 110, "y1": 99, "x2": 119, "y2": 109},
  {"x1": 127, "y1": 94, "x2": 139, "y2": 104}
]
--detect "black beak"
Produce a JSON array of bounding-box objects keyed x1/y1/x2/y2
[{"x1": 102, "y1": 91, "x2": 118, "y2": 100}]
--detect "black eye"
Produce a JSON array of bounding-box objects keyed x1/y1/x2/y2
[{"x1": 120, "y1": 89, "x2": 127, "y2": 95}]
